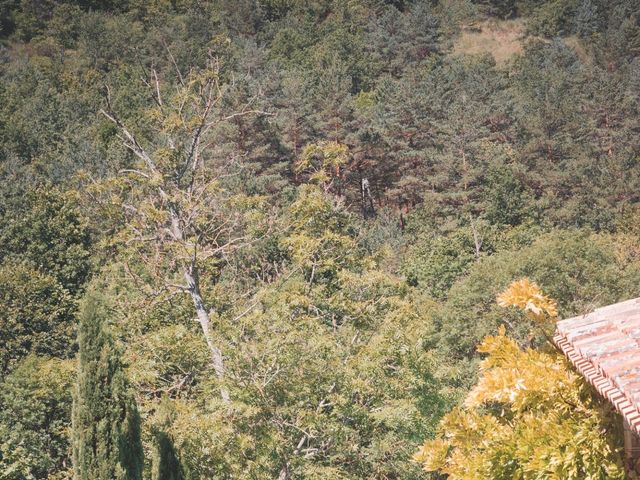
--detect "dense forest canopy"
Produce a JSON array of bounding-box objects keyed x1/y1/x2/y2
[{"x1": 0, "y1": 0, "x2": 639, "y2": 478}]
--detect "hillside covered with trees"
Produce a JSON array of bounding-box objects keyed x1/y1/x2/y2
[{"x1": 1, "y1": 0, "x2": 639, "y2": 478}]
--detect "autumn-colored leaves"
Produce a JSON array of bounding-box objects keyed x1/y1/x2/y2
[
  {"x1": 497, "y1": 278, "x2": 558, "y2": 323},
  {"x1": 413, "y1": 279, "x2": 625, "y2": 479}
]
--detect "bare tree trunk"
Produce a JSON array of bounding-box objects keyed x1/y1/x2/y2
[
  {"x1": 184, "y1": 267, "x2": 230, "y2": 402},
  {"x1": 278, "y1": 463, "x2": 289, "y2": 480},
  {"x1": 361, "y1": 177, "x2": 376, "y2": 218},
  {"x1": 469, "y1": 214, "x2": 483, "y2": 260}
]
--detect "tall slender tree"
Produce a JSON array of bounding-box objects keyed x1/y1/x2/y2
[
  {"x1": 101, "y1": 58, "x2": 272, "y2": 402},
  {"x1": 72, "y1": 290, "x2": 143, "y2": 480}
]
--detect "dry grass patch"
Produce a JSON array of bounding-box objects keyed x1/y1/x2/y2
[{"x1": 452, "y1": 19, "x2": 525, "y2": 66}]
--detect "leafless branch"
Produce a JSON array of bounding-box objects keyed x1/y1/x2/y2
[
  {"x1": 162, "y1": 39, "x2": 185, "y2": 87},
  {"x1": 101, "y1": 91, "x2": 156, "y2": 173}
]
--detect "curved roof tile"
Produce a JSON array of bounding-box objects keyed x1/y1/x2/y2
[{"x1": 555, "y1": 298, "x2": 640, "y2": 433}]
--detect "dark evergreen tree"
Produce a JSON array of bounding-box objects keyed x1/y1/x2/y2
[
  {"x1": 472, "y1": 0, "x2": 517, "y2": 18},
  {"x1": 72, "y1": 291, "x2": 143, "y2": 480},
  {"x1": 574, "y1": 0, "x2": 602, "y2": 37},
  {"x1": 365, "y1": 1, "x2": 440, "y2": 77}
]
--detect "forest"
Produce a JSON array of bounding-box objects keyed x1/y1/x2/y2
[{"x1": 0, "y1": 0, "x2": 639, "y2": 478}]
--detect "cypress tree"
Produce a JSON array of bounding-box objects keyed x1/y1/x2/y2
[{"x1": 72, "y1": 291, "x2": 143, "y2": 480}]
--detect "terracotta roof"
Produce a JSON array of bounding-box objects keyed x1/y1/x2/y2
[{"x1": 554, "y1": 297, "x2": 640, "y2": 434}]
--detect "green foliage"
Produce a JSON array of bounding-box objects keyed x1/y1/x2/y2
[
  {"x1": 473, "y1": 0, "x2": 517, "y2": 18},
  {"x1": 0, "y1": 355, "x2": 75, "y2": 480},
  {"x1": 574, "y1": 0, "x2": 603, "y2": 37},
  {"x1": 282, "y1": 185, "x2": 361, "y2": 286},
  {"x1": 205, "y1": 266, "x2": 442, "y2": 478},
  {"x1": 1, "y1": 0, "x2": 640, "y2": 478},
  {"x1": 403, "y1": 229, "x2": 477, "y2": 299},
  {"x1": 0, "y1": 261, "x2": 76, "y2": 375},
  {"x1": 527, "y1": 0, "x2": 580, "y2": 36},
  {"x1": 72, "y1": 290, "x2": 144, "y2": 480},
  {"x1": 294, "y1": 141, "x2": 349, "y2": 191},
  {"x1": 110, "y1": 188, "x2": 446, "y2": 479},
  {"x1": 125, "y1": 323, "x2": 211, "y2": 399},
  {"x1": 0, "y1": 187, "x2": 92, "y2": 295},
  {"x1": 432, "y1": 229, "x2": 640, "y2": 361},
  {"x1": 482, "y1": 162, "x2": 533, "y2": 226}
]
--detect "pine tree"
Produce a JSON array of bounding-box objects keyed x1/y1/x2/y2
[
  {"x1": 72, "y1": 290, "x2": 144, "y2": 480},
  {"x1": 574, "y1": 0, "x2": 602, "y2": 38}
]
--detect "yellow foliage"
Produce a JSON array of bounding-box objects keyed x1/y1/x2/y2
[
  {"x1": 413, "y1": 438, "x2": 449, "y2": 471},
  {"x1": 294, "y1": 141, "x2": 349, "y2": 190},
  {"x1": 414, "y1": 281, "x2": 625, "y2": 479},
  {"x1": 497, "y1": 278, "x2": 558, "y2": 322},
  {"x1": 468, "y1": 327, "x2": 578, "y2": 411},
  {"x1": 295, "y1": 141, "x2": 349, "y2": 173}
]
